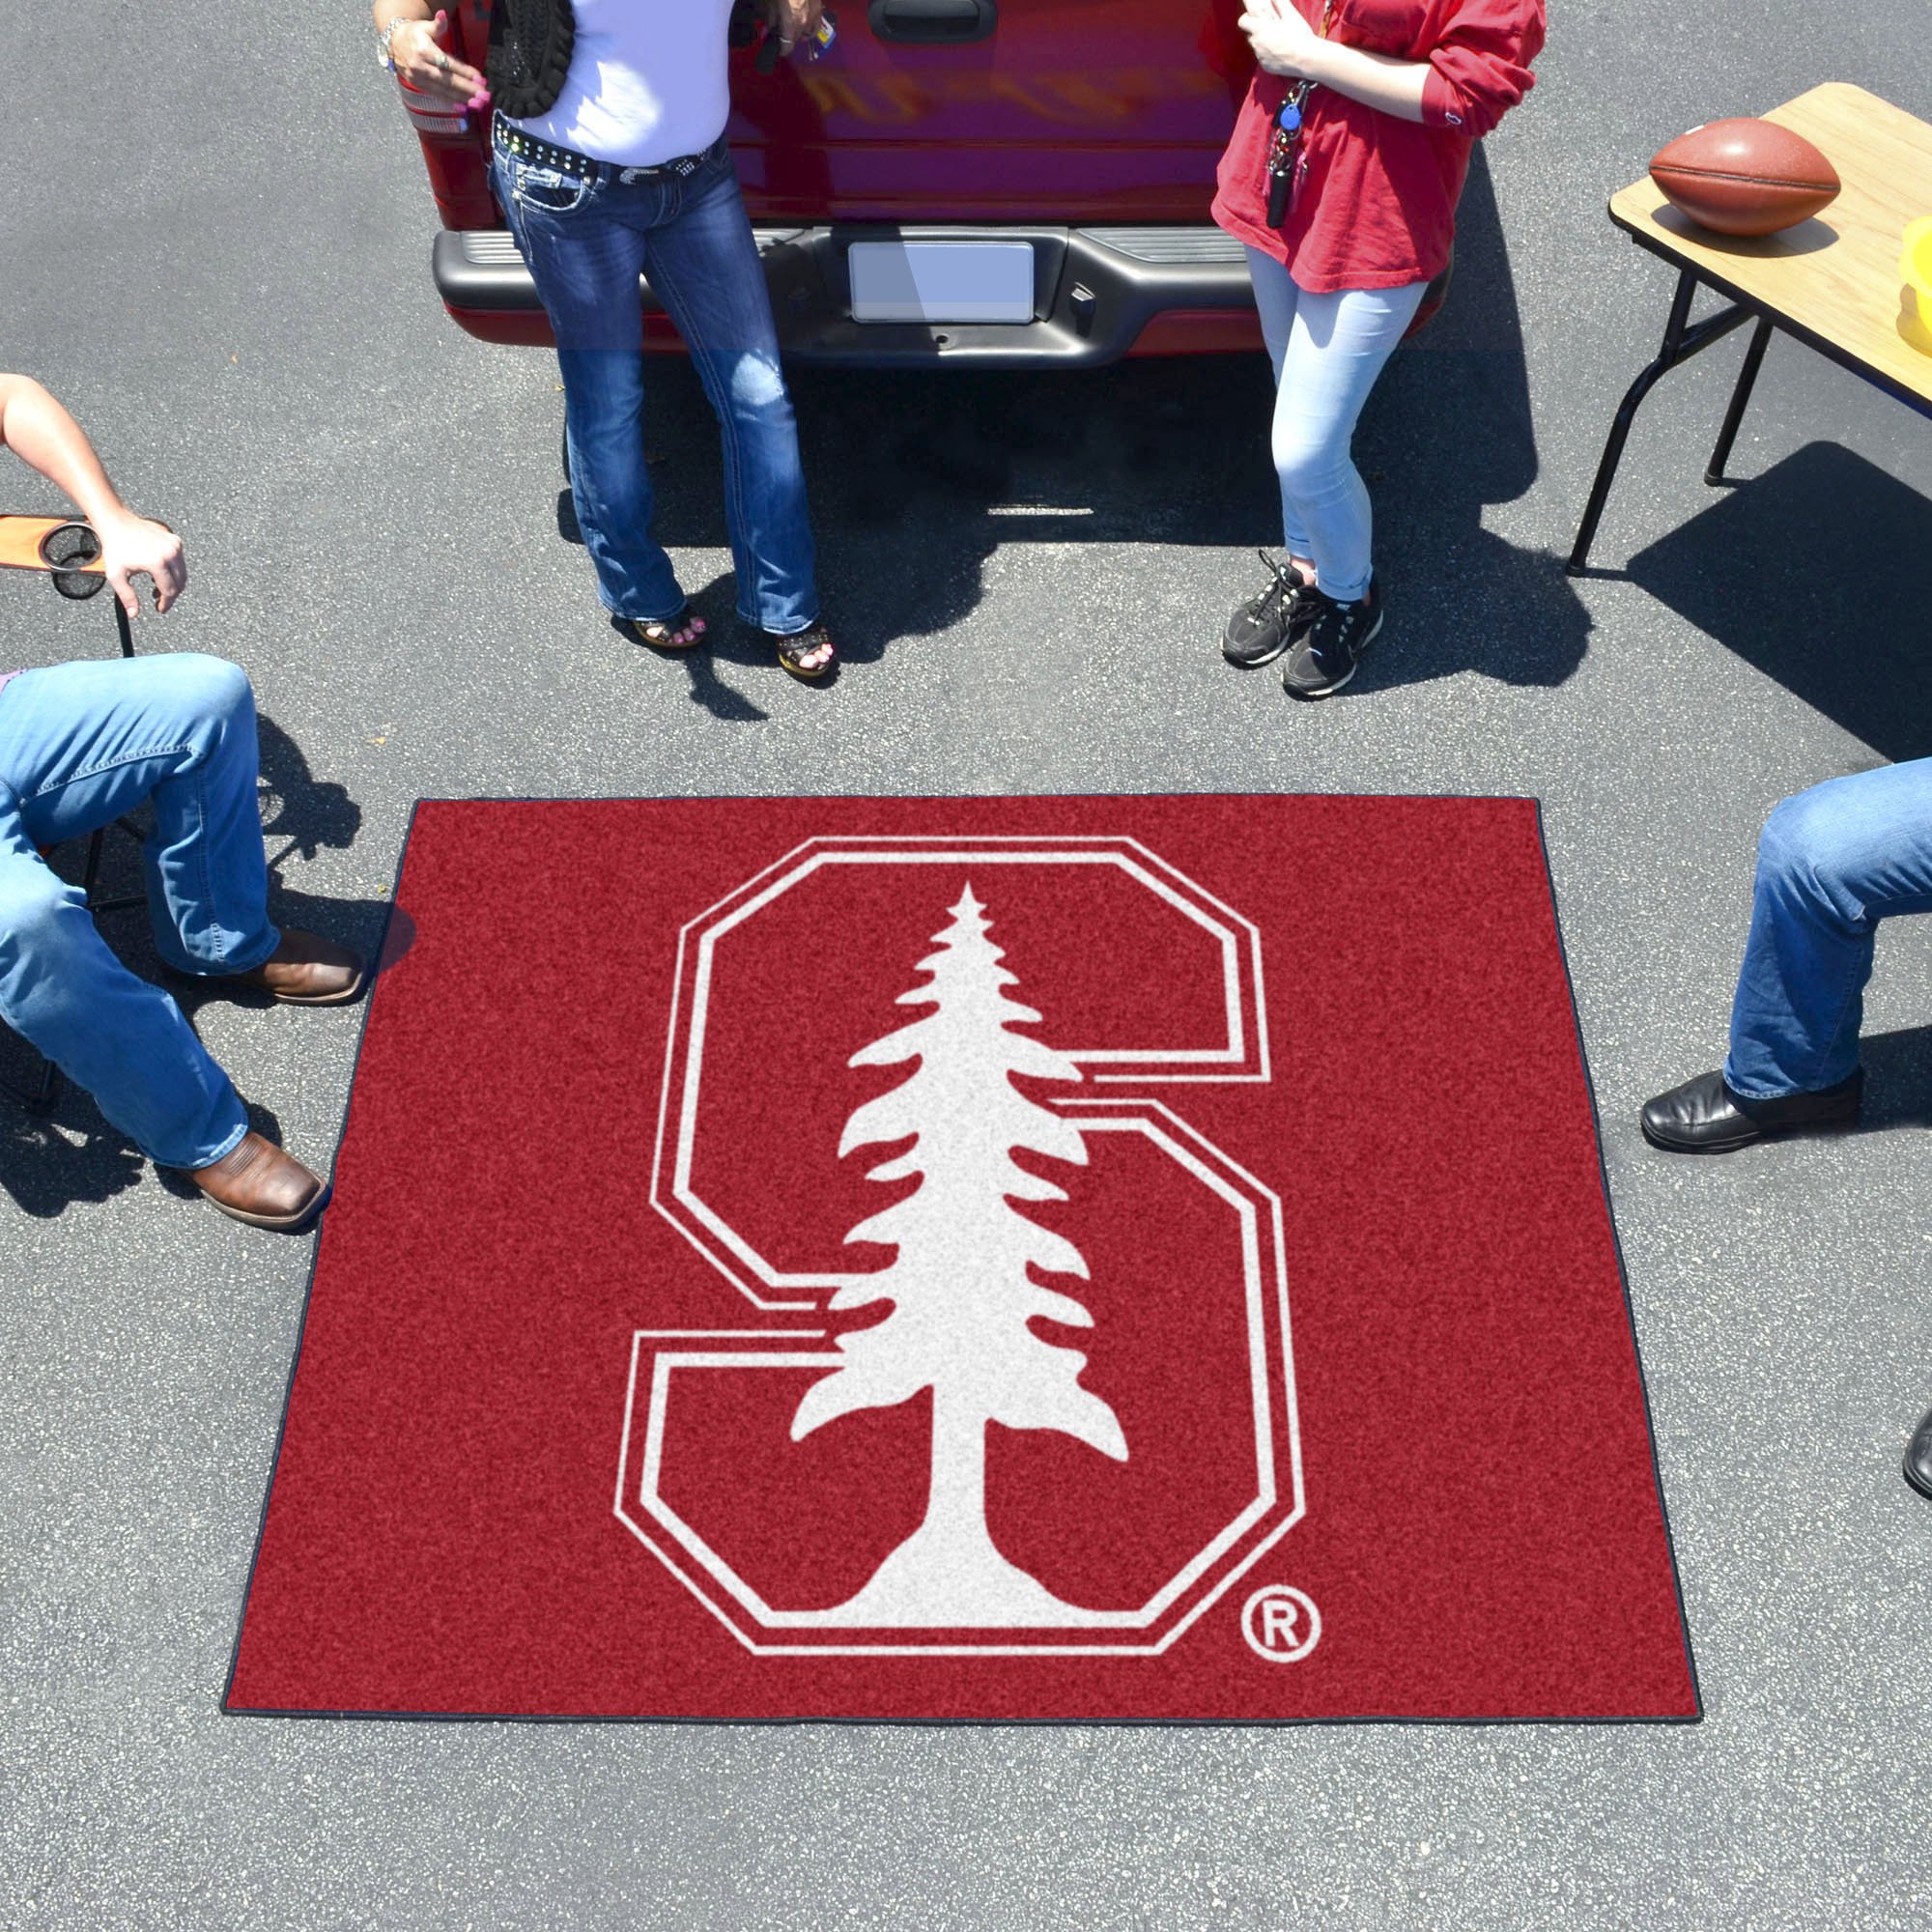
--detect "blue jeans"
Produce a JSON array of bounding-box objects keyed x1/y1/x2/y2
[
  {"x1": 1724, "y1": 757, "x2": 1932, "y2": 1098},
  {"x1": 493, "y1": 135, "x2": 820, "y2": 635},
  {"x1": 0, "y1": 655, "x2": 276, "y2": 1168},
  {"x1": 1244, "y1": 249, "x2": 1426, "y2": 604}
]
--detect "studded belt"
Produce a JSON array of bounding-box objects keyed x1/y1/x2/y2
[{"x1": 492, "y1": 114, "x2": 719, "y2": 184}]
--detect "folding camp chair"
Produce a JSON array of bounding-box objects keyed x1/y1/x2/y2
[{"x1": 0, "y1": 516, "x2": 149, "y2": 1111}]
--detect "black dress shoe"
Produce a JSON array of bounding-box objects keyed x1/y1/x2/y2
[
  {"x1": 1905, "y1": 1406, "x2": 1932, "y2": 1501},
  {"x1": 1639, "y1": 1066, "x2": 1862, "y2": 1152}
]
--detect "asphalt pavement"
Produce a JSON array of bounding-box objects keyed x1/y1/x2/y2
[{"x1": 3, "y1": 2, "x2": 1931, "y2": 1926}]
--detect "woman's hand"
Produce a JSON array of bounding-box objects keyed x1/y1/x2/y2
[
  {"x1": 97, "y1": 512, "x2": 185, "y2": 618},
  {"x1": 1238, "y1": 0, "x2": 1326, "y2": 81},
  {"x1": 390, "y1": 10, "x2": 490, "y2": 110},
  {"x1": 764, "y1": 0, "x2": 826, "y2": 59}
]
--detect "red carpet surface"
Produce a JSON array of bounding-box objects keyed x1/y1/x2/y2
[{"x1": 226, "y1": 795, "x2": 1697, "y2": 1722}]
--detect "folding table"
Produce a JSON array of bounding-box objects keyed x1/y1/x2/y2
[{"x1": 1569, "y1": 83, "x2": 1932, "y2": 575}]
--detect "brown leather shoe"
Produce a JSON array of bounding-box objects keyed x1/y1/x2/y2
[
  {"x1": 226, "y1": 929, "x2": 366, "y2": 1006},
  {"x1": 187, "y1": 1132, "x2": 329, "y2": 1231}
]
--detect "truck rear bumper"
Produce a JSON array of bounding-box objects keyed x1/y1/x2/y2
[{"x1": 433, "y1": 223, "x2": 1264, "y2": 366}]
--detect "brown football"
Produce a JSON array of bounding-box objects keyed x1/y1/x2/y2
[{"x1": 1649, "y1": 118, "x2": 1841, "y2": 237}]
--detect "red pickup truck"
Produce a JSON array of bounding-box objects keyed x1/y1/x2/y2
[{"x1": 411, "y1": 1, "x2": 1442, "y2": 366}]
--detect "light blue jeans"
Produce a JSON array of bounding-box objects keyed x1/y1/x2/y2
[
  {"x1": 1244, "y1": 248, "x2": 1427, "y2": 604},
  {"x1": 0, "y1": 654, "x2": 275, "y2": 1168},
  {"x1": 493, "y1": 133, "x2": 820, "y2": 636},
  {"x1": 1724, "y1": 757, "x2": 1932, "y2": 1098}
]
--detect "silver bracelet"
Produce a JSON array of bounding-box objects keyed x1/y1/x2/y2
[{"x1": 376, "y1": 14, "x2": 417, "y2": 74}]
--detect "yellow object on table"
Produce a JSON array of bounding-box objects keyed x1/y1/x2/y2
[
  {"x1": 1606, "y1": 84, "x2": 1932, "y2": 405},
  {"x1": 1902, "y1": 215, "x2": 1932, "y2": 355},
  {"x1": 1570, "y1": 84, "x2": 1932, "y2": 573}
]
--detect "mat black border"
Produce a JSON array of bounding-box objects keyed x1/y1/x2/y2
[{"x1": 221, "y1": 790, "x2": 1703, "y2": 1730}]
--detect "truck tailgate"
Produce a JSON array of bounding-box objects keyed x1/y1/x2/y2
[{"x1": 727, "y1": 0, "x2": 1253, "y2": 224}]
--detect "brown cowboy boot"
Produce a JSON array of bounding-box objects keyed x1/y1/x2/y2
[
  {"x1": 187, "y1": 1132, "x2": 329, "y2": 1231},
  {"x1": 222, "y1": 929, "x2": 366, "y2": 1006}
]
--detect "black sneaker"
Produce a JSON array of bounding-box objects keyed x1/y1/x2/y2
[
  {"x1": 1282, "y1": 576, "x2": 1383, "y2": 699},
  {"x1": 1222, "y1": 552, "x2": 1317, "y2": 668}
]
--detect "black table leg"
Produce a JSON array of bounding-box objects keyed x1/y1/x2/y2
[
  {"x1": 1567, "y1": 269, "x2": 1757, "y2": 575},
  {"x1": 1705, "y1": 317, "x2": 1775, "y2": 485}
]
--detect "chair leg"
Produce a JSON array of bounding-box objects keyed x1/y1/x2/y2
[
  {"x1": 97, "y1": 586, "x2": 142, "y2": 901},
  {"x1": 25, "y1": 1054, "x2": 61, "y2": 1111},
  {"x1": 79, "y1": 823, "x2": 109, "y2": 899},
  {"x1": 0, "y1": 1039, "x2": 63, "y2": 1113},
  {"x1": 87, "y1": 814, "x2": 150, "y2": 916},
  {"x1": 75, "y1": 819, "x2": 150, "y2": 917}
]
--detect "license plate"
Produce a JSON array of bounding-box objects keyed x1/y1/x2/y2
[{"x1": 847, "y1": 242, "x2": 1036, "y2": 325}]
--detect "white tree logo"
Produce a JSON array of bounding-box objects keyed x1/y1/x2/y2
[{"x1": 794, "y1": 884, "x2": 1128, "y2": 1626}]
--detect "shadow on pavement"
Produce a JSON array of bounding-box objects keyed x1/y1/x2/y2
[
  {"x1": 603, "y1": 599, "x2": 775, "y2": 723},
  {"x1": 563, "y1": 493, "x2": 776, "y2": 722},
  {"x1": 258, "y1": 712, "x2": 362, "y2": 868},
  {"x1": 0, "y1": 1088, "x2": 295, "y2": 1222},
  {"x1": 1858, "y1": 1024, "x2": 1932, "y2": 1132},
  {"x1": 1625, "y1": 441, "x2": 1932, "y2": 762},
  {"x1": 615, "y1": 145, "x2": 1586, "y2": 691},
  {"x1": 0, "y1": 1105, "x2": 152, "y2": 1219},
  {"x1": 624, "y1": 347, "x2": 1284, "y2": 675},
  {"x1": 1348, "y1": 142, "x2": 1592, "y2": 695}
]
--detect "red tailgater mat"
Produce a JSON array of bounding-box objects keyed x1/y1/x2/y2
[{"x1": 226, "y1": 796, "x2": 1698, "y2": 1724}]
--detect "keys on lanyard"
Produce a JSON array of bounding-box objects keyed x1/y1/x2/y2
[
  {"x1": 1265, "y1": 82, "x2": 1313, "y2": 227},
  {"x1": 1262, "y1": 0, "x2": 1334, "y2": 228}
]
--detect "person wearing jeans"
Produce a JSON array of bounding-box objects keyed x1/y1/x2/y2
[
  {"x1": 1242, "y1": 260, "x2": 1427, "y2": 630},
  {"x1": 1639, "y1": 757, "x2": 1932, "y2": 1499},
  {"x1": 374, "y1": 0, "x2": 837, "y2": 680},
  {"x1": 0, "y1": 374, "x2": 363, "y2": 1232},
  {"x1": 1212, "y1": 0, "x2": 1544, "y2": 697}
]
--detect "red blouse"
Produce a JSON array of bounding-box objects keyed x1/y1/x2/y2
[{"x1": 1210, "y1": 0, "x2": 1546, "y2": 294}]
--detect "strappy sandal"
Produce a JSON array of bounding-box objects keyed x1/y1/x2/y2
[
  {"x1": 625, "y1": 604, "x2": 707, "y2": 653},
  {"x1": 767, "y1": 620, "x2": 837, "y2": 682}
]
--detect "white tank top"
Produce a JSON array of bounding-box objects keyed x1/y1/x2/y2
[{"x1": 505, "y1": 0, "x2": 737, "y2": 169}]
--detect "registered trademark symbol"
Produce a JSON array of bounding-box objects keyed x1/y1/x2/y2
[{"x1": 1241, "y1": 1584, "x2": 1321, "y2": 1662}]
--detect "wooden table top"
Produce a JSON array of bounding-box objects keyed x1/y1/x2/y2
[{"x1": 1609, "y1": 82, "x2": 1932, "y2": 410}]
